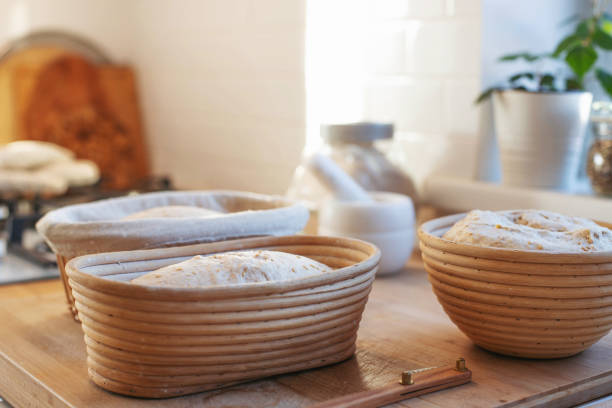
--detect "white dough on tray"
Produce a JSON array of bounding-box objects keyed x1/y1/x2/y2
[{"x1": 131, "y1": 250, "x2": 332, "y2": 287}]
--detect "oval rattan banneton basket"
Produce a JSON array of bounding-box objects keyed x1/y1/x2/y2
[
  {"x1": 418, "y1": 213, "x2": 612, "y2": 359},
  {"x1": 65, "y1": 235, "x2": 380, "y2": 398}
]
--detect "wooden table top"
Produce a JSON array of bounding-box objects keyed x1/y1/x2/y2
[{"x1": 1, "y1": 257, "x2": 611, "y2": 408}]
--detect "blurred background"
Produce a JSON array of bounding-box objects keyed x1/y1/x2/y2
[
  {"x1": 0, "y1": 0, "x2": 607, "y2": 193},
  {"x1": 0, "y1": 0, "x2": 611, "y2": 275}
]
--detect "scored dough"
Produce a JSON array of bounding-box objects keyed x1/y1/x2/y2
[
  {"x1": 122, "y1": 205, "x2": 221, "y2": 220},
  {"x1": 443, "y1": 209, "x2": 612, "y2": 252},
  {"x1": 131, "y1": 250, "x2": 333, "y2": 287}
]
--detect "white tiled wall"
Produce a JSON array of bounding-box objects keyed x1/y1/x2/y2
[
  {"x1": 0, "y1": 0, "x2": 489, "y2": 193},
  {"x1": 361, "y1": 0, "x2": 482, "y2": 184},
  {"x1": 130, "y1": 0, "x2": 306, "y2": 194},
  {"x1": 0, "y1": 0, "x2": 306, "y2": 194},
  {"x1": 1, "y1": 1, "x2": 598, "y2": 195},
  {"x1": 0, "y1": 0, "x2": 133, "y2": 61}
]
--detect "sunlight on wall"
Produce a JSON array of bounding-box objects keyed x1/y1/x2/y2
[
  {"x1": 8, "y1": 1, "x2": 29, "y2": 37},
  {"x1": 304, "y1": 0, "x2": 367, "y2": 151},
  {"x1": 304, "y1": 0, "x2": 483, "y2": 187}
]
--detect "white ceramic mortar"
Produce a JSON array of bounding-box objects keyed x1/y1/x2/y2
[{"x1": 318, "y1": 191, "x2": 415, "y2": 275}]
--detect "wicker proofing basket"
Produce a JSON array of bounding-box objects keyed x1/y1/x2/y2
[
  {"x1": 36, "y1": 190, "x2": 310, "y2": 320},
  {"x1": 65, "y1": 235, "x2": 380, "y2": 398},
  {"x1": 418, "y1": 213, "x2": 612, "y2": 359}
]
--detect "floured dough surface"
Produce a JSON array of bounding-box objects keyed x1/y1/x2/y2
[
  {"x1": 443, "y1": 209, "x2": 612, "y2": 252},
  {"x1": 123, "y1": 205, "x2": 220, "y2": 220},
  {"x1": 131, "y1": 250, "x2": 332, "y2": 287}
]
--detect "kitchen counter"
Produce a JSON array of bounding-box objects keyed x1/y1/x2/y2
[
  {"x1": 0, "y1": 253, "x2": 58, "y2": 285},
  {"x1": 0, "y1": 257, "x2": 611, "y2": 408}
]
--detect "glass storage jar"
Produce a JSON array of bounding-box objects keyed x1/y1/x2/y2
[
  {"x1": 287, "y1": 122, "x2": 418, "y2": 206},
  {"x1": 586, "y1": 102, "x2": 612, "y2": 195}
]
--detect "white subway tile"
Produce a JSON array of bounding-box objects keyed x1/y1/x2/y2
[
  {"x1": 444, "y1": 78, "x2": 481, "y2": 136},
  {"x1": 137, "y1": 63, "x2": 304, "y2": 125},
  {"x1": 405, "y1": 20, "x2": 480, "y2": 75},
  {"x1": 364, "y1": 79, "x2": 443, "y2": 133},
  {"x1": 166, "y1": 120, "x2": 303, "y2": 166},
  {"x1": 367, "y1": 0, "x2": 409, "y2": 19},
  {"x1": 388, "y1": 132, "x2": 479, "y2": 187},
  {"x1": 405, "y1": 21, "x2": 446, "y2": 74},
  {"x1": 160, "y1": 150, "x2": 297, "y2": 194},
  {"x1": 248, "y1": 0, "x2": 305, "y2": 26},
  {"x1": 367, "y1": 0, "x2": 445, "y2": 19},
  {"x1": 148, "y1": 117, "x2": 304, "y2": 193},
  {"x1": 133, "y1": 0, "x2": 250, "y2": 33},
  {"x1": 447, "y1": 20, "x2": 481, "y2": 75},
  {"x1": 406, "y1": 0, "x2": 446, "y2": 18},
  {"x1": 364, "y1": 28, "x2": 405, "y2": 74},
  {"x1": 446, "y1": 0, "x2": 481, "y2": 17}
]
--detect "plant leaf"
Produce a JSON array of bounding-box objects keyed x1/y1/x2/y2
[
  {"x1": 575, "y1": 18, "x2": 596, "y2": 38},
  {"x1": 539, "y1": 74, "x2": 556, "y2": 90},
  {"x1": 474, "y1": 87, "x2": 496, "y2": 104},
  {"x1": 565, "y1": 45, "x2": 597, "y2": 79},
  {"x1": 553, "y1": 34, "x2": 582, "y2": 57},
  {"x1": 509, "y1": 72, "x2": 535, "y2": 82},
  {"x1": 595, "y1": 68, "x2": 612, "y2": 99},
  {"x1": 499, "y1": 53, "x2": 523, "y2": 61},
  {"x1": 524, "y1": 53, "x2": 541, "y2": 62},
  {"x1": 499, "y1": 52, "x2": 541, "y2": 62},
  {"x1": 565, "y1": 77, "x2": 582, "y2": 90},
  {"x1": 593, "y1": 27, "x2": 612, "y2": 50},
  {"x1": 602, "y1": 16, "x2": 612, "y2": 35}
]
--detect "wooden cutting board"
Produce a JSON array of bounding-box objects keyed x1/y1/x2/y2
[
  {"x1": 0, "y1": 257, "x2": 611, "y2": 408},
  {"x1": 0, "y1": 47, "x2": 149, "y2": 190}
]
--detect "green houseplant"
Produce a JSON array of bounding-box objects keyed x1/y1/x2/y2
[
  {"x1": 477, "y1": 2, "x2": 612, "y2": 102},
  {"x1": 477, "y1": 1, "x2": 611, "y2": 191}
]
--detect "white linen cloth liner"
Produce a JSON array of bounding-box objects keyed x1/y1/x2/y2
[{"x1": 36, "y1": 190, "x2": 309, "y2": 259}]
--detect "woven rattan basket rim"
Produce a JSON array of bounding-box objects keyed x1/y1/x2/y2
[
  {"x1": 66, "y1": 235, "x2": 380, "y2": 300},
  {"x1": 419, "y1": 213, "x2": 612, "y2": 263}
]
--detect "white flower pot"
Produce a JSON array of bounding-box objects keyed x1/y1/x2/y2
[{"x1": 492, "y1": 90, "x2": 592, "y2": 191}]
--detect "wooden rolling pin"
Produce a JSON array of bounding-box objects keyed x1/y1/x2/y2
[{"x1": 311, "y1": 358, "x2": 472, "y2": 408}]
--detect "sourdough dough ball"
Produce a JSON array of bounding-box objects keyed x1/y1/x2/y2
[
  {"x1": 123, "y1": 205, "x2": 220, "y2": 220},
  {"x1": 39, "y1": 159, "x2": 100, "y2": 187},
  {"x1": 131, "y1": 250, "x2": 332, "y2": 287},
  {"x1": 443, "y1": 209, "x2": 612, "y2": 252},
  {"x1": 0, "y1": 169, "x2": 68, "y2": 195},
  {"x1": 0, "y1": 141, "x2": 74, "y2": 170}
]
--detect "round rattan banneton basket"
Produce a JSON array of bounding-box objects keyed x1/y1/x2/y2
[
  {"x1": 36, "y1": 190, "x2": 311, "y2": 321},
  {"x1": 419, "y1": 213, "x2": 612, "y2": 359},
  {"x1": 65, "y1": 235, "x2": 380, "y2": 398}
]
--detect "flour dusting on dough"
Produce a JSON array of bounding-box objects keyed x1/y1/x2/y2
[
  {"x1": 131, "y1": 250, "x2": 332, "y2": 287},
  {"x1": 443, "y1": 210, "x2": 612, "y2": 252}
]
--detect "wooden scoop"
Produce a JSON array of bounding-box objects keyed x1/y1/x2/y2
[{"x1": 311, "y1": 358, "x2": 472, "y2": 408}]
